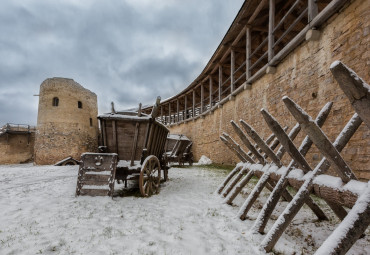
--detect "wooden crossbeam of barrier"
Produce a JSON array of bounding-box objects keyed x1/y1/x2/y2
[
  {"x1": 261, "y1": 112, "x2": 362, "y2": 252},
  {"x1": 236, "y1": 122, "x2": 299, "y2": 220},
  {"x1": 240, "y1": 120, "x2": 282, "y2": 167},
  {"x1": 315, "y1": 182, "x2": 370, "y2": 255},
  {"x1": 216, "y1": 164, "x2": 244, "y2": 194},
  {"x1": 231, "y1": 121, "x2": 266, "y2": 164},
  {"x1": 237, "y1": 111, "x2": 327, "y2": 221},
  {"x1": 330, "y1": 61, "x2": 370, "y2": 128},
  {"x1": 283, "y1": 96, "x2": 357, "y2": 182},
  {"x1": 220, "y1": 136, "x2": 246, "y2": 163},
  {"x1": 254, "y1": 102, "x2": 333, "y2": 233},
  {"x1": 222, "y1": 132, "x2": 255, "y2": 164},
  {"x1": 275, "y1": 123, "x2": 300, "y2": 160}
]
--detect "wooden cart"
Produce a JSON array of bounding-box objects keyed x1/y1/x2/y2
[
  {"x1": 165, "y1": 134, "x2": 193, "y2": 166},
  {"x1": 76, "y1": 98, "x2": 169, "y2": 197}
]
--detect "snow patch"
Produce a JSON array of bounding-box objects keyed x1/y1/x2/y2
[{"x1": 197, "y1": 155, "x2": 212, "y2": 165}]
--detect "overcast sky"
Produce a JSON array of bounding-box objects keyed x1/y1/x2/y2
[{"x1": 0, "y1": 0, "x2": 243, "y2": 126}]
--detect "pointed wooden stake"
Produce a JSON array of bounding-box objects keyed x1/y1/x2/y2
[
  {"x1": 240, "y1": 120, "x2": 282, "y2": 167},
  {"x1": 330, "y1": 61, "x2": 370, "y2": 128},
  {"x1": 254, "y1": 102, "x2": 333, "y2": 233},
  {"x1": 283, "y1": 96, "x2": 357, "y2": 182},
  {"x1": 231, "y1": 121, "x2": 266, "y2": 164},
  {"x1": 223, "y1": 132, "x2": 255, "y2": 164},
  {"x1": 221, "y1": 165, "x2": 250, "y2": 197},
  {"x1": 216, "y1": 164, "x2": 244, "y2": 194},
  {"x1": 261, "y1": 113, "x2": 362, "y2": 252},
  {"x1": 220, "y1": 136, "x2": 246, "y2": 163},
  {"x1": 315, "y1": 183, "x2": 370, "y2": 255}
]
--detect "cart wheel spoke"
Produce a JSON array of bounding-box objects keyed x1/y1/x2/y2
[{"x1": 139, "y1": 155, "x2": 161, "y2": 197}]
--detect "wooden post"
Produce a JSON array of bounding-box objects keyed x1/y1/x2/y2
[
  {"x1": 246, "y1": 26, "x2": 251, "y2": 80},
  {"x1": 209, "y1": 77, "x2": 213, "y2": 107},
  {"x1": 219, "y1": 65, "x2": 222, "y2": 101},
  {"x1": 308, "y1": 0, "x2": 318, "y2": 22},
  {"x1": 112, "y1": 120, "x2": 118, "y2": 154},
  {"x1": 168, "y1": 103, "x2": 171, "y2": 124},
  {"x1": 177, "y1": 98, "x2": 179, "y2": 122},
  {"x1": 184, "y1": 94, "x2": 188, "y2": 120},
  {"x1": 268, "y1": 0, "x2": 275, "y2": 62},
  {"x1": 231, "y1": 50, "x2": 235, "y2": 93},
  {"x1": 201, "y1": 83, "x2": 204, "y2": 113},
  {"x1": 221, "y1": 166, "x2": 249, "y2": 197},
  {"x1": 160, "y1": 106, "x2": 163, "y2": 123},
  {"x1": 192, "y1": 90, "x2": 196, "y2": 117}
]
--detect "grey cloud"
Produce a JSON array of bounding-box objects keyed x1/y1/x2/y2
[{"x1": 0, "y1": 0, "x2": 243, "y2": 126}]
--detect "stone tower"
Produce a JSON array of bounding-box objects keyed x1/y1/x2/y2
[{"x1": 34, "y1": 78, "x2": 98, "y2": 165}]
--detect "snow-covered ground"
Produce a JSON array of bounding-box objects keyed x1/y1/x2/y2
[{"x1": 0, "y1": 164, "x2": 368, "y2": 254}]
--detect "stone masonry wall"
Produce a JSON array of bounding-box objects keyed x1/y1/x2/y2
[
  {"x1": 169, "y1": 0, "x2": 370, "y2": 180},
  {"x1": 34, "y1": 78, "x2": 98, "y2": 165},
  {"x1": 0, "y1": 133, "x2": 35, "y2": 164}
]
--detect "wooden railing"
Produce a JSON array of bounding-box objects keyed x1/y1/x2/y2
[{"x1": 148, "y1": 0, "x2": 348, "y2": 126}]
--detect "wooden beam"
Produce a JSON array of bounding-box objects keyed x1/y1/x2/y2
[
  {"x1": 168, "y1": 102, "x2": 171, "y2": 124},
  {"x1": 261, "y1": 113, "x2": 362, "y2": 252},
  {"x1": 283, "y1": 96, "x2": 357, "y2": 182},
  {"x1": 231, "y1": 50, "x2": 235, "y2": 92},
  {"x1": 209, "y1": 77, "x2": 213, "y2": 107},
  {"x1": 246, "y1": 27, "x2": 251, "y2": 79},
  {"x1": 330, "y1": 61, "x2": 370, "y2": 128},
  {"x1": 268, "y1": 0, "x2": 275, "y2": 62},
  {"x1": 177, "y1": 99, "x2": 179, "y2": 122},
  {"x1": 216, "y1": 165, "x2": 244, "y2": 194},
  {"x1": 308, "y1": 0, "x2": 318, "y2": 23},
  {"x1": 201, "y1": 83, "x2": 204, "y2": 113},
  {"x1": 219, "y1": 65, "x2": 222, "y2": 101},
  {"x1": 184, "y1": 94, "x2": 188, "y2": 120},
  {"x1": 248, "y1": 0, "x2": 268, "y2": 25},
  {"x1": 192, "y1": 90, "x2": 196, "y2": 118}
]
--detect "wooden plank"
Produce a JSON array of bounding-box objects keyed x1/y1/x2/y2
[
  {"x1": 248, "y1": 0, "x2": 268, "y2": 24},
  {"x1": 130, "y1": 123, "x2": 140, "y2": 166},
  {"x1": 102, "y1": 119, "x2": 107, "y2": 147},
  {"x1": 79, "y1": 189, "x2": 110, "y2": 196},
  {"x1": 231, "y1": 120, "x2": 265, "y2": 164},
  {"x1": 261, "y1": 113, "x2": 362, "y2": 252},
  {"x1": 82, "y1": 174, "x2": 110, "y2": 183},
  {"x1": 240, "y1": 120, "x2": 282, "y2": 167},
  {"x1": 283, "y1": 96, "x2": 357, "y2": 182},
  {"x1": 330, "y1": 61, "x2": 370, "y2": 128}
]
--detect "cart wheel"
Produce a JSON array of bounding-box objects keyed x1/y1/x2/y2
[{"x1": 139, "y1": 155, "x2": 161, "y2": 197}]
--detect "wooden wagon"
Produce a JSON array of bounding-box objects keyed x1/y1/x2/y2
[
  {"x1": 165, "y1": 134, "x2": 193, "y2": 166},
  {"x1": 76, "y1": 98, "x2": 170, "y2": 197}
]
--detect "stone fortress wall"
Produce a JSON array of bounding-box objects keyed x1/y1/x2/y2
[
  {"x1": 34, "y1": 78, "x2": 98, "y2": 165},
  {"x1": 0, "y1": 133, "x2": 35, "y2": 164},
  {"x1": 169, "y1": 0, "x2": 370, "y2": 180}
]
